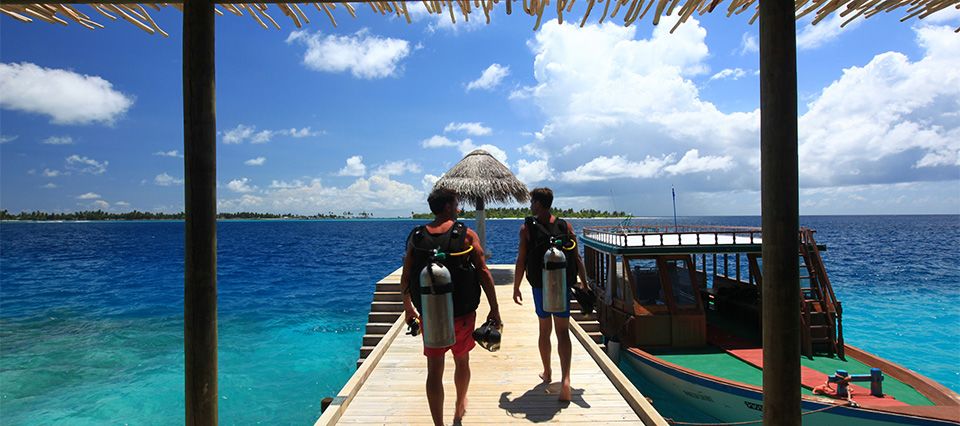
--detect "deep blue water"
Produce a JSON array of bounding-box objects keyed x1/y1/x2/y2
[{"x1": 1, "y1": 216, "x2": 958, "y2": 424}]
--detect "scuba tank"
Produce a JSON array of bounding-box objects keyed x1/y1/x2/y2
[
  {"x1": 542, "y1": 239, "x2": 568, "y2": 313},
  {"x1": 419, "y1": 260, "x2": 456, "y2": 348}
]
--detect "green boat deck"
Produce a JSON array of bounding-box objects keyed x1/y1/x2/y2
[{"x1": 646, "y1": 346, "x2": 933, "y2": 406}]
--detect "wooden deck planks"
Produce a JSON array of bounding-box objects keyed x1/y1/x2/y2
[{"x1": 318, "y1": 265, "x2": 666, "y2": 425}]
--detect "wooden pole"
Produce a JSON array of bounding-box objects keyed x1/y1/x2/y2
[
  {"x1": 183, "y1": 0, "x2": 218, "y2": 423},
  {"x1": 759, "y1": 0, "x2": 800, "y2": 422},
  {"x1": 476, "y1": 198, "x2": 488, "y2": 259}
]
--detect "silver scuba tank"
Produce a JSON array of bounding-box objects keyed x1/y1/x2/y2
[
  {"x1": 419, "y1": 262, "x2": 456, "y2": 348},
  {"x1": 542, "y1": 246, "x2": 568, "y2": 313}
]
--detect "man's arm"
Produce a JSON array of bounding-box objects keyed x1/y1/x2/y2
[
  {"x1": 400, "y1": 244, "x2": 419, "y2": 322},
  {"x1": 567, "y1": 222, "x2": 588, "y2": 290},
  {"x1": 513, "y1": 225, "x2": 528, "y2": 305},
  {"x1": 467, "y1": 229, "x2": 501, "y2": 324}
]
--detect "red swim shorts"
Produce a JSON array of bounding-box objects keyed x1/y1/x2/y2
[{"x1": 423, "y1": 311, "x2": 477, "y2": 358}]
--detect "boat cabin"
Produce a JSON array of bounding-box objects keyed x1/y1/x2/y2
[{"x1": 581, "y1": 225, "x2": 840, "y2": 357}]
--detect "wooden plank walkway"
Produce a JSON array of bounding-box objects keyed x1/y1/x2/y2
[{"x1": 316, "y1": 265, "x2": 667, "y2": 425}]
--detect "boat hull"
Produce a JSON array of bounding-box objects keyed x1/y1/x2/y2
[{"x1": 624, "y1": 349, "x2": 958, "y2": 426}]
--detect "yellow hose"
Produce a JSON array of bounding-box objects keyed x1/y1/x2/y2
[
  {"x1": 562, "y1": 240, "x2": 577, "y2": 251},
  {"x1": 448, "y1": 245, "x2": 474, "y2": 256}
]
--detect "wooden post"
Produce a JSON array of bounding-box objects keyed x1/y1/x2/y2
[
  {"x1": 183, "y1": 0, "x2": 218, "y2": 424},
  {"x1": 760, "y1": 0, "x2": 800, "y2": 422},
  {"x1": 475, "y1": 198, "x2": 488, "y2": 259}
]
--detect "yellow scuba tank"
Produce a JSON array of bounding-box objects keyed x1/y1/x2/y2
[
  {"x1": 419, "y1": 261, "x2": 456, "y2": 348},
  {"x1": 542, "y1": 243, "x2": 568, "y2": 313}
]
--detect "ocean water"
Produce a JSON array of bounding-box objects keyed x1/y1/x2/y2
[{"x1": 1, "y1": 216, "x2": 957, "y2": 424}]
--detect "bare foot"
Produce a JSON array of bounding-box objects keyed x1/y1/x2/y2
[
  {"x1": 539, "y1": 370, "x2": 552, "y2": 384},
  {"x1": 559, "y1": 378, "x2": 572, "y2": 402},
  {"x1": 454, "y1": 397, "x2": 467, "y2": 423}
]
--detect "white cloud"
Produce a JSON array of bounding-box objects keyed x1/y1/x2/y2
[
  {"x1": 227, "y1": 178, "x2": 257, "y2": 193},
  {"x1": 244, "y1": 157, "x2": 267, "y2": 166},
  {"x1": 444, "y1": 122, "x2": 492, "y2": 136},
  {"x1": 153, "y1": 150, "x2": 182, "y2": 158},
  {"x1": 405, "y1": 2, "x2": 487, "y2": 33},
  {"x1": 561, "y1": 155, "x2": 674, "y2": 182},
  {"x1": 798, "y1": 25, "x2": 960, "y2": 185},
  {"x1": 421, "y1": 135, "x2": 461, "y2": 148},
  {"x1": 66, "y1": 155, "x2": 108, "y2": 175},
  {"x1": 218, "y1": 175, "x2": 425, "y2": 216},
  {"x1": 42, "y1": 168, "x2": 61, "y2": 178},
  {"x1": 466, "y1": 64, "x2": 510, "y2": 91},
  {"x1": 250, "y1": 130, "x2": 274, "y2": 144},
  {"x1": 510, "y1": 19, "x2": 958, "y2": 215},
  {"x1": 270, "y1": 179, "x2": 305, "y2": 189},
  {"x1": 42, "y1": 136, "x2": 73, "y2": 145},
  {"x1": 76, "y1": 192, "x2": 101, "y2": 199},
  {"x1": 42, "y1": 183, "x2": 57, "y2": 189},
  {"x1": 221, "y1": 124, "x2": 321, "y2": 144},
  {"x1": 0, "y1": 62, "x2": 133, "y2": 125},
  {"x1": 286, "y1": 29, "x2": 412, "y2": 79},
  {"x1": 709, "y1": 68, "x2": 749, "y2": 81},
  {"x1": 223, "y1": 124, "x2": 255, "y2": 144},
  {"x1": 338, "y1": 155, "x2": 367, "y2": 176},
  {"x1": 421, "y1": 173, "x2": 441, "y2": 192},
  {"x1": 519, "y1": 19, "x2": 748, "y2": 188},
  {"x1": 739, "y1": 33, "x2": 758, "y2": 55},
  {"x1": 154, "y1": 172, "x2": 183, "y2": 186},
  {"x1": 374, "y1": 160, "x2": 421, "y2": 176},
  {"x1": 0, "y1": 134, "x2": 17, "y2": 144},
  {"x1": 922, "y1": 7, "x2": 960, "y2": 24},
  {"x1": 421, "y1": 134, "x2": 509, "y2": 165},
  {"x1": 286, "y1": 127, "x2": 320, "y2": 138},
  {"x1": 90, "y1": 200, "x2": 110, "y2": 210},
  {"x1": 516, "y1": 159, "x2": 554, "y2": 184},
  {"x1": 796, "y1": 13, "x2": 862, "y2": 51},
  {"x1": 662, "y1": 149, "x2": 734, "y2": 175},
  {"x1": 115, "y1": 201, "x2": 131, "y2": 207}
]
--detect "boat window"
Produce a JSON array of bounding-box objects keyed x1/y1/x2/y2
[
  {"x1": 630, "y1": 259, "x2": 665, "y2": 306},
  {"x1": 666, "y1": 260, "x2": 698, "y2": 308}
]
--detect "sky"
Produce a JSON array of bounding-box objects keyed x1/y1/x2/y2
[{"x1": 1, "y1": 4, "x2": 958, "y2": 217}]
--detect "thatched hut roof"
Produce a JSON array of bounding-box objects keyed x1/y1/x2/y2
[
  {"x1": 434, "y1": 149, "x2": 529, "y2": 208},
  {"x1": 1, "y1": 0, "x2": 957, "y2": 35}
]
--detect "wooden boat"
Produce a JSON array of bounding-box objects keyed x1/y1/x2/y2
[{"x1": 580, "y1": 225, "x2": 960, "y2": 425}]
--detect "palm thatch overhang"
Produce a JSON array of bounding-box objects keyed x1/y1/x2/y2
[
  {"x1": 1, "y1": 0, "x2": 957, "y2": 33},
  {"x1": 435, "y1": 149, "x2": 529, "y2": 209}
]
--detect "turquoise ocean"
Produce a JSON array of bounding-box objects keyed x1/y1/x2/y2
[{"x1": 1, "y1": 215, "x2": 958, "y2": 424}]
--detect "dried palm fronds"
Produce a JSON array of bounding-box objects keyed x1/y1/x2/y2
[
  {"x1": 0, "y1": 0, "x2": 957, "y2": 34},
  {"x1": 434, "y1": 149, "x2": 529, "y2": 208}
]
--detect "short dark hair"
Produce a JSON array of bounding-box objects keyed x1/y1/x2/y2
[
  {"x1": 428, "y1": 188, "x2": 458, "y2": 215},
  {"x1": 530, "y1": 187, "x2": 554, "y2": 209}
]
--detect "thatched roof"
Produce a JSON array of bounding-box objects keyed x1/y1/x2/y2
[
  {"x1": 434, "y1": 149, "x2": 530, "y2": 208},
  {"x1": 1, "y1": 0, "x2": 957, "y2": 35}
]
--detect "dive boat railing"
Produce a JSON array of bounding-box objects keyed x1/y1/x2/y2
[{"x1": 582, "y1": 225, "x2": 763, "y2": 252}]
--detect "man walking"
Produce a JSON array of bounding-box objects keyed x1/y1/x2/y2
[
  {"x1": 401, "y1": 188, "x2": 501, "y2": 425},
  {"x1": 512, "y1": 187, "x2": 588, "y2": 401}
]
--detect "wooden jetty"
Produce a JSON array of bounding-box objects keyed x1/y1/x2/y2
[{"x1": 315, "y1": 265, "x2": 667, "y2": 425}]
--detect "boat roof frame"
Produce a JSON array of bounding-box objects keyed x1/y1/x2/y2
[{"x1": 580, "y1": 225, "x2": 826, "y2": 256}]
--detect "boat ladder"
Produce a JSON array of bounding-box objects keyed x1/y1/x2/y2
[{"x1": 798, "y1": 229, "x2": 844, "y2": 359}]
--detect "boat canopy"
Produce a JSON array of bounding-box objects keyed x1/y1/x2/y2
[{"x1": 581, "y1": 225, "x2": 827, "y2": 255}]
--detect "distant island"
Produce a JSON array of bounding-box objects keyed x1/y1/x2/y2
[
  {"x1": 0, "y1": 208, "x2": 631, "y2": 221},
  {"x1": 0, "y1": 210, "x2": 376, "y2": 221},
  {"x1": 410, "y1": 207, "x2": 630, "y2": 219}
]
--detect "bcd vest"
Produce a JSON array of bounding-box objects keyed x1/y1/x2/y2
[
  {"x1": 524, "y1": 216, "x2": 579, "y2": 288},
  {"x1": 407, "y1": 221, "x2": 481, "y2": 318}
]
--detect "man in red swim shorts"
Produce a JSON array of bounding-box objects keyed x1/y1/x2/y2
[{"x1": 401, "y1": 188, "x2": 501, "y2": 426}]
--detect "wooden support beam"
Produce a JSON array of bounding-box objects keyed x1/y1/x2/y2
[
  {"x1": 759, "y1": 0, "x2": 800, "y2": 422},
  {"x1": 183, "y1": 0, "x2": 218, "y2": 424}
]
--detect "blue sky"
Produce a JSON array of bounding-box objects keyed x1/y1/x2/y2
[{"x1": 1, "y1": 5, "x2": 958, "y2": 216}]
